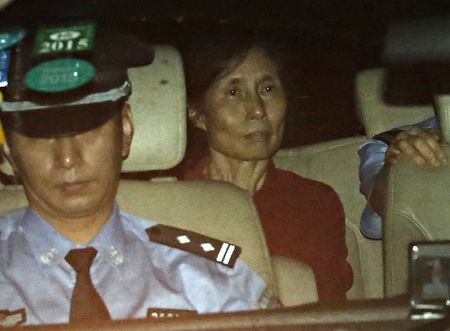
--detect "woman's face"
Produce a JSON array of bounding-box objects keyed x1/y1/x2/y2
[{"x1": 190, "y1": 47, "x2": 287, "y2": 161}]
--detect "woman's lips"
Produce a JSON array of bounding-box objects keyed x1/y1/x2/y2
[{"x1": 245, "y1": 131, "x2": 270, "y2": 141}]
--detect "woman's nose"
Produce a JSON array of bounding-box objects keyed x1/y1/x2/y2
[
  {"x1": 247, "y1": 95, "x2": 267, "y2": 120},
  {"x1": 54, "y1": 137, "x2": 82, "y2": 169}
]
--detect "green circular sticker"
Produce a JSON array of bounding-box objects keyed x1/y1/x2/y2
[
  {"x1": 24, "y1": 58, "x2": 95, "y2": 93},
  {"x1": 0, "y1": 26, "x2": 26, "y2": 50}
]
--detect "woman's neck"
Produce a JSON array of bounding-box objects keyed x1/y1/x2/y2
[{"x1": 204, "y1": 149, "x2": 270, "y2": 194}]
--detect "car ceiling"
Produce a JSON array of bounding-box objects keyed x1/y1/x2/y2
[{"x1": 2, "y1": 0, "x2": 450, "y2": 38}]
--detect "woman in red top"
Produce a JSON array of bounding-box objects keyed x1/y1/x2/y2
[{"x1": 181, "y1": 28, "x2": 353, "y2": 302}]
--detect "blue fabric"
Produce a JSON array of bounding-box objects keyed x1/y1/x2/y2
[
  {"x1": 358, "y1": 116, "x2": 438, "y2": 239},
  {"x1": 0, "y1": 205, "x2": 266, "y2": 325}
]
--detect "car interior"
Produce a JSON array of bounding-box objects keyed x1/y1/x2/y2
[
  {"x1": 0, "y1": 46, "x2": 437, "y2": 331},
  {"x1": 2, "y1": 1, "x2": 450, "y2": 330}
]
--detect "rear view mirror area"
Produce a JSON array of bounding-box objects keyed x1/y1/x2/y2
[{"x1": 410, "y1": 241, "x2": 450, "y2": 320}]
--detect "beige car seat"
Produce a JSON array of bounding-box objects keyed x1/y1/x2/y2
[
  {"x1": 274, "y1": 137, "x2": 382, "y2": 300},
  {"x1": 381, "y1": 146, "x2": 450, "y2": 297},
  {"x1": 380, "y1": 94, "x2": 450, "y2": 297},
  {"x1": 355, "y1": 67, "x2": 434, "y2": 138},
  {"x1": 0, "y1": 45, "x2": 318, "y2": 306}
]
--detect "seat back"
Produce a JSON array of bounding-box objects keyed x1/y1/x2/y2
[
  {"x1": 381, "y1": 90, "x2": 450, "y2": 296},
  {"x1": 355, "y1": 67, "x2": 434, "y2": 138},
  {"x1": 274, "y1": 137, "x2": 384, "y2": 300},
  {"x1": 381, "y1": 145, "x2": 450, "y2": 297},
  {"x1": 117, "y1": 180, "x2": 279, "y2": 295}
]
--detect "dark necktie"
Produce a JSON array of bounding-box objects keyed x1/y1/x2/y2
[{"x1": 65, "y1": 247, "x2": 111, "y2": 323}]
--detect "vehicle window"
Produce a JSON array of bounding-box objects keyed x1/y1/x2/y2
[{"x1": 2, "y1": 1, "x2": 450, "y2": 329}]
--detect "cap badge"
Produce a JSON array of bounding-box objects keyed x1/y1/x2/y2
[{"x1": 24, "y1": 58, "x2": 95, "y2": 93}]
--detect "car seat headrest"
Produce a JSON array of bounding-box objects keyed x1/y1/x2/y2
[
  {"x1": 355, "y1": 68, "x2": 434, "y2": 138},
  {"x1": 123, "y1": 45, "x2": 186, "y2": 172},
  {"x1": 383, "y1": 14, "x2": 450, "y2": 145},
  {"x1": 0, "y1": 45, "x2": 186, "y2": 176},
  {"x1": 111, "y1": 45, "x2": 186, "y2": 172}
]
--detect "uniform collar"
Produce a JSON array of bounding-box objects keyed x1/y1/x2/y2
[
  {"x1": 90, "y1": 204, "x2": 126, "y2": 267},
  {"x1": 19, "y1": 203, "x2": 126, "y2": 274}
]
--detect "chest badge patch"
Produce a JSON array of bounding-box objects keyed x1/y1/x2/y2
[
  {"x1": 147, "y1": 308, "x2": 197, "y2": 319},
  {"x1": 0, "y1": 308, "x2": 26, "y2": 327}
]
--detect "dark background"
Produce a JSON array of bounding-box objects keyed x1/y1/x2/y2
[{"x1": 2, "y1": 0, "x2": 450, "y2": 149}]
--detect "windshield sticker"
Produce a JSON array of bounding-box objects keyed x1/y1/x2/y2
[
  {"x1": 24, "y1": 58, "x2": 95, "y2": 93},
  {"x1": 0, "y1": 26, "x2": 26, "y2": 50},
  {"x1": 0, "y1": 49, "x2": 10, "y2": 87},
  {"x1": 33, "y1": 22, "x2": 96, "y2": 55}
]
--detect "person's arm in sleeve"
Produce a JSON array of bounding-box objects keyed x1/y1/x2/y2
[
  {"x1": 218, "y1": 259, "x2": 280, "y2": 312},
  {"x1": 358, "y1": 116, "x2": 441, "y2": 239},
  {"x1": 358, "y1": 139, "x2": 388, "y2": 239},
  {"x1": 315, "y1": 191, "x2": 353, "y2": 302}
]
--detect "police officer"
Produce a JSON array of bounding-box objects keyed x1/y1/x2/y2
[{"x1": 0, "y1": 22, "x2": 272, "y2": 326}]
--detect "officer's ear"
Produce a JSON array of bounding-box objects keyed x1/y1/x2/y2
[
  {"x1": 121, "y1": 102, "x2": 134, "y2": 159},
  {"x1": 2, "y1": 139, "x2": 19, "y2": 175}
]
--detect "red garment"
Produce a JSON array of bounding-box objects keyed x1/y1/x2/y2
[{"x1": 182, "y1": 158, "x2": 353, "y2": 302}]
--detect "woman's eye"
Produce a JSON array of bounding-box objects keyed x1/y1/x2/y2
[
  {"x1": 261, "y1": 84, "x2": 275, "y2": 94},
  {"x1": 228, "y1": 88, "x2": 238, "y2": 96}
]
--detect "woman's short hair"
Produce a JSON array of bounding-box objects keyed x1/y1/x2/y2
[{"x1": 181, "y1": 24, "x2": 292, "y2": 110}]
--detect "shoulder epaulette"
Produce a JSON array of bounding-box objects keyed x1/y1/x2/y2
[{"x1": 146, "y1": 224, "x2": 241, "y2": 268}]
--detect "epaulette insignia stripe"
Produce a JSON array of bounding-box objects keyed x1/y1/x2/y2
[
  {"x1": 217, "y1": 243, "x2": 229, "y2": 263},
  {"x1": 0, "y1": 308, "x2": 26, "y2": 327},
  {"x1": 216, "y1": 243, "x2": 236, "y2": 265},
  {"x1": 224, "y1": 244, "x2": 236, "y2": 264},
  {"x1": 146, "y1": 224, "x2": 241, "y2": 268}
]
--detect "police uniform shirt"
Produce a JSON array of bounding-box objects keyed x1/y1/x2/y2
[{"x1": 0, "y1": 205, "x2": 267, "y2": 325}]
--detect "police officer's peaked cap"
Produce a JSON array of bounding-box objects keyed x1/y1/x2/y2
[{"x1": 0, "y1": 22, "x2": 154, "y2": 138}]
